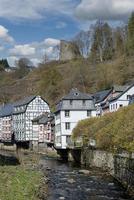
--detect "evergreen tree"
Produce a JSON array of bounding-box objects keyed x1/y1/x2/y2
[{"x1": 0, "y1": 59, "x2": 10, "y2": 71}]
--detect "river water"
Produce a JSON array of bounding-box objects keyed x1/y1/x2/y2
[{"x1": 40, "y1": 156, "x2": 133, "y2": 200}]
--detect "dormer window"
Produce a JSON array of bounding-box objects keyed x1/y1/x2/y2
[{"x1": 75, "y1": 92, "x2": 79, "y2": 96}]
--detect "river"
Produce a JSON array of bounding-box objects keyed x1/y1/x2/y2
[{"x1": 40, "y1": 155, "x2": 133, "y2": 200}]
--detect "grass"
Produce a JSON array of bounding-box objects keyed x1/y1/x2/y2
[
  {"x1": 0, "y1": 166, "x2": 42, "y2": 200},
  {"x1": 0, "y1": 151, "x2": 46, "y2": 200}
]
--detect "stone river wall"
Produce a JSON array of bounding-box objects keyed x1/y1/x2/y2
[{"x1": 81, "y1": 148, "x2": 134, "y2": 195}]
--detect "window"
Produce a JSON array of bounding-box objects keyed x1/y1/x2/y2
[
  {"x1": 116, "y1": 104, "x2": 117, "y2": 109},
  {"x1": 65, "y1": 110, "x2": 70, "y2": 117},
  {"x1": 65, "y1": 122, "x2": 70, "y2": 130},
  {"x1": 70, "y1": 100, "x2": 73, "y2": 105},
  {"x1": 66, "y1": 135, "x2": 71, "y2": 145},
  {"x1": 119, "y1": 104, "x2": 123, "y2": 107},
  {"x1": 56, "y1": 114, "x2": 60, "y2": 120},
  {"x1": 87, "y1": 110, "x2": 91, "y2": 117},
  {"x1": 83, "y1": 100, "x2": 86, "y2": 106},
  {"x1": 55, "y1": 124, "x2": 61, "y2": 133},
  {"x1": 40, "y1": 126, "x2": 43, "y2": 131},
  {"x1": 127, "y1": 95, "x2": 131, "y2": 100},
  {"x1": 56, "y1": 136, "x2": 61, "y2": 143},
  {"x1": 113, "y1": 104, "x2": 115, "y2": 110}
]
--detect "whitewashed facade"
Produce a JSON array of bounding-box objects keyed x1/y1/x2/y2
[
  {"x1": 13, "y1": 96, "x2": 50, "y2": 145},
  {"x1": 55, "y1": 89, "x2": 96, "y2": 149},
  {"x1": 94, "y1": 85, "x2": 129, "y2": 116},
  {"x1": 109, "y1": 84, "x2": 134, "y2": 112}
]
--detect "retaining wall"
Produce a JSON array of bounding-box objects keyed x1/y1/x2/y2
[{"x1": 81, "y1": 148, "x2": 134, "y2": 195}]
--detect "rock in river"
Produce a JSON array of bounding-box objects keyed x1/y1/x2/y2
[
  {"x1": 78, "y1": 170, "x2": 90, "y2": 175},
  {"x1": 67, "y1": 178, "x2": 76, "y2": 184}
]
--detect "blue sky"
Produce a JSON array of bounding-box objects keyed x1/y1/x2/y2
[{"x1": 0, "y1": 0, "x2": 133, "y2": 66}]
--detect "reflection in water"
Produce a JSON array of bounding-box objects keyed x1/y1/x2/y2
[
  {"x1": 40, "y1": 156, "x2": 132, "y2": 200},
  {"x1": 0, "y1": 151, "x2": 20, "y2": 166}
]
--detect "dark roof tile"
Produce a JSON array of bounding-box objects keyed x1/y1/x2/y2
[
  {"x1": 0, "y1": 103, "x2": 14, "y2": 117},
  {"x1": 63, "y1": 88, "x2": 93, "y2": 100},
  {"x1": 14, "y1": 95, "x2": 36, "y2": 107}
]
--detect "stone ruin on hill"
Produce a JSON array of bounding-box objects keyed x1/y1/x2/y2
[{"x1": 59, "y1": 40, "x2": 81, "y2": 61}]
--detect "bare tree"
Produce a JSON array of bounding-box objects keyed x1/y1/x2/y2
[{"x1": 73, "y1": 30, "x2": 92, "y2": 57}]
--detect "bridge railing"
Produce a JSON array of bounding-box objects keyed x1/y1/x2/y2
[{"x1": 67, "y1": 139, "x2": 83, "y2": 149}]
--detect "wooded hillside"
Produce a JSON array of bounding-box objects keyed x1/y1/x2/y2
[
  {"x1": 72, "y1": 104, "x2": 134, "y2": 152},
  {"x1": 0, "y1": 13, "x2": 134, "y2": 109}
]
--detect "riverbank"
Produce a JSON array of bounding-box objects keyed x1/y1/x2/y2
[
  {"x1": 39, "y1": 156, "x2": 133, "y2": 200},
  {"x1": 81, "y1": 148, "x2": 134, "y2": 197},
  {"x1": 0, "y1": 151, "x2": 48, "y2": 200}
]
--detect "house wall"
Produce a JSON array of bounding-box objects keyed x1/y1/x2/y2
[
  {"x1": 0, "y1": 118, "x2": 2, "y2": 140},
  {"x1": 0, "y1": 116, "x2": 12, "y2": 142},
  {"x1": 55, "y1": 108, "x2": 96, "y2": 149},
  {"x1": 32, "y1": 122, "x2": 53, "y2": 144},
  {"x1": 14, "y1": 96, "x2": 50, "y2": 142},
  {"x1": 13, "y1": 113, "x2": 26, "y2": 141},
  {"x1": 109, "y1": 86, "x2": 134, "y2": 112},
  {"x1": 95, "y1": 91, "x2": 124, "y2": 116}
]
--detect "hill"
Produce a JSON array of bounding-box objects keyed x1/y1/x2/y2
[
  {"x1": 0, "y1": 54, "x2": 134, "y2": 109},
  {"x1": 72, "y1": 104, "x2": 134, "y2": 152}
]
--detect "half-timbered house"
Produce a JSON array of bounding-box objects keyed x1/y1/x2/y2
[
  {"x1": 13, "y1": 96, "x2": 50, "y2": 147},
  {"x1": 32, "y1": 112, "x2": 54, "y2": 147},
  {"x1": 0, "y1": 103, "x2": 14, "y2": 143}
]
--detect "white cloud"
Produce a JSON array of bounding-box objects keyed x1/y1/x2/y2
[
  {"x1": 0, "y1": 0, "x2": 76, "y2": 21},
  {"x1": 9, "y1": 44, "x2": 36, "y2": 56},
  {"x1": 75, "y1": 0, "x2": 134, "y2": 21},
  {"x1": 43, "y1": 38, "x2": 60, "y2": 47},
  {"x1": 0, "y1": 25, "x2": 14, "y2": 43},
  {"x1": 7, "y1": 56, "x2": 18, "y2": 66},
  {"x1": 8, "y1": 38, "x2": 60, "y2": 66}
]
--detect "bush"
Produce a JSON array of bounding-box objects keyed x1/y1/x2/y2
[{"x1": 72, "y1": 105, "x2": 134, "y2": 152}]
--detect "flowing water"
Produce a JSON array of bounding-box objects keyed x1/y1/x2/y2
[{"x1": 40, "y1": 156, "x2": 133, "y2": 200}]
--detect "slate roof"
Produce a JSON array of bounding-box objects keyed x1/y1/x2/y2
[
  {"x1": 14, "y1": 95, "x2": 36, "y2": 107},
  {"x1": 55, "y1": 89, "x2": 95, "y2": 113},
  {"x1": 62, "y1": 88, "x2": 93, "y2": 100},
  {"x1": 13, "y1": 95, "x2": 49, "y2": 115},
  {"x1": 109, "y1": 84, "x2": 132, "y2": 102},
  {"x1": 113, "y1": 85, "x2": 129, "y2": 92},
  {"x1": 0, "y1": 103, "x2": 14, "y2": 117},
  {"x1": 93, "y1": 89, "x2": 112, "y2": 103},
  {"x1": 32, "y1": 112, "x2": 54, "y2": 125}
]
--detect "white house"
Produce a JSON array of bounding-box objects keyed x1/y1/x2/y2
[
  {"x1": 54, "y1": 88, "x2": 96, "y2": 149},
  {"x1": 0, "y1": 103, "x2": 14, "y2": 143},
  {"x1": 93, "y1": 89, "x2": 112, "y2": 116},
  {"x1": 109, "y1": 84, "x2": 134, "y2": 112},
  {"x1": 94, "y1": 85, "x2": 129, "y2": 115},
  {"x1": 13, "y1": 95, "x2": 50, "y2": 147}
]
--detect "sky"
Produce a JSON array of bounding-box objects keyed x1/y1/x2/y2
[{"x1": 0, "y1": 0, "x2": 134, "y2": 66}]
